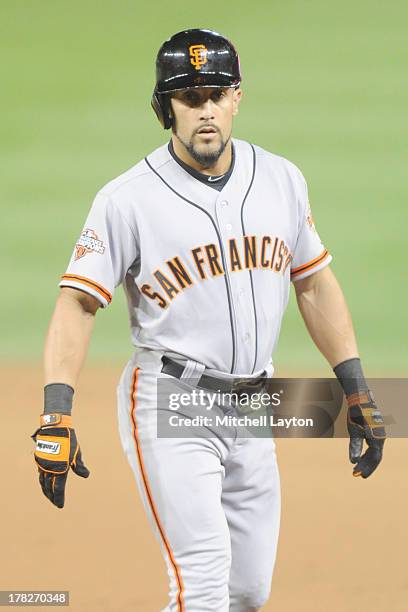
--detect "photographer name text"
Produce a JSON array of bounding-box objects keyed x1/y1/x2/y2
[{"x1": 167, "y1": 414, "x2": 314, "y2": 428}]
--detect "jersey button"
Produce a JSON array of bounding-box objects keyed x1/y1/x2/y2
[
  {"x1": 244, "y1": 333, "x2": 250, "y2": 342},
  {"x1": 239, "y1": 289, "x2": 245, "y2": 297},
  {"x1": 221, "y1": 200, "x2": 229, "y2": 207},
  {"x1": 226, "y1": 223, "x2": 232, "y2": 231}
]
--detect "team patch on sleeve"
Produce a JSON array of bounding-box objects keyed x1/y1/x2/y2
[
  {"x1": 74, "y1": 228, "x2": 106, "y2": 260},
  {"x1": 306, "y1": 206, "x2": 316, "y2": 232}
]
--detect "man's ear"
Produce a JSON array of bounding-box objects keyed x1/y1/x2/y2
[{"x1": 232, "y1": 87, "x2": 242, "y2": 116}]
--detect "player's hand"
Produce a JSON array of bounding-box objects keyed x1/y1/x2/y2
[
  {"x1": 31, "y1": 413, "x2": 90, "y2": 508},
  {"x1": 346, "y1": 390, "x2": 386, "y2": 478}
]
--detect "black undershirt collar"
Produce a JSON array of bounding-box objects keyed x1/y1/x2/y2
[{"x1": 168, "y1": 140, "x2": 235, "y2": 192}]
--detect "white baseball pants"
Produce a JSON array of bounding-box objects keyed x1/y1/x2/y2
[{"x1": 117, "y1": 348, "x2": 281, "y2": 611}]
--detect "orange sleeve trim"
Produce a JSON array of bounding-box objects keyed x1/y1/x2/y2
[
  {"x1": 291, "y1": 249, "x2": 329, "y2": 278},
  {"x1": 60, "y1": 274, "x2": 112, "y2": 303},
  {"x1": 130, "y1": 368, "x2": 185, "y2": 612}
]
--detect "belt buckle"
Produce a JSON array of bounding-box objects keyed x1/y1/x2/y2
[
  {"x1": 232, "y1": 376, "x2": 266, "y2": 395},
  {"x1": 232, "y1": 378, "x2": 251, "y2": 393}
]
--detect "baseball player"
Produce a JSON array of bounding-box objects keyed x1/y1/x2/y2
[{"x1": 32, "y1": 29, "x2": 386, "y2": 611}]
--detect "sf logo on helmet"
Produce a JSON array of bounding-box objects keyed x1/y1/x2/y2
[{"x1": 189, "y1": 44, "x2": 208, "y2": 70}]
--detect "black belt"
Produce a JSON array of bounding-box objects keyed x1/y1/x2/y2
[{"x1": 161, "y1": 356, "x2": 266, "y2": 395}]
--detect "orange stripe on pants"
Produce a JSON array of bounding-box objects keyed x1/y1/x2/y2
[{"x1": 129, "y1": 367, "x2": 185, "y2": 612}]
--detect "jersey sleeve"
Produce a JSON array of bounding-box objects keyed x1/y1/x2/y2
[
  {"x1": 59, "y1": 191, "x2": 139, "y2": 307},
  {"x1": 290, "y1": 170, "x2": 332, "y2": 282}
]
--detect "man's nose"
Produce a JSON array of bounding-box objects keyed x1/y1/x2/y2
[{"x1": 199, "y1": 98, "x2": 215, "y2": 120}]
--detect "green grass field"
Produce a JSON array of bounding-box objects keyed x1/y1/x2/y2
[{"x1": 2, "y1": 0, "x2": 407, "y2": 372}]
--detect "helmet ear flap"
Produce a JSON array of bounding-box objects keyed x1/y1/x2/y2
[{"x1": 151, "y1": 91, "x2": 172, "y2": 129}]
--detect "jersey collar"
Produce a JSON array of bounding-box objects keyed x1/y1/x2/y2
[{"x1": 167, "y1": 140, "x2": 235, "y2": 192}]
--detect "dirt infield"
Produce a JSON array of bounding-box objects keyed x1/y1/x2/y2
[{"x1": 2, "y1": 364, "x2": 407, "y2": 611}]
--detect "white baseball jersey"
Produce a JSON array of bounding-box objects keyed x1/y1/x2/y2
[{"x1": 60, "y1": 138, "x2": 332, "y2": 375}]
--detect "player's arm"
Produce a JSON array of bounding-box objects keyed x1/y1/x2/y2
[
  {"x1": 44, "y1": 286, "x2": 100, "y2": 387},
  {"x1": 32, "y1": 287, "x2": 101, "y2": 508},
  {"x1": 294, "y1": 266, "x2": 386, "y2": 478},
  {"x1": 33, "y1": 190, "x2": 137, "y2": 507},
  {"x1": 293, "y1": 266, "x2": 357, "y2": 367}
]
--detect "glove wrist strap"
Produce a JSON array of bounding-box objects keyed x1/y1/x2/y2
[
  {"x1": 346, "y1": 390, "x2": 375, "y2": 408},
  {"x1": 39, "y1": 413, "x2": 73, "y2": 428}
]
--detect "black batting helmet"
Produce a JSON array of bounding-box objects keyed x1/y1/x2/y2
[{"x1": 151, "y1": 29, "x2": 241, "y2": 129}]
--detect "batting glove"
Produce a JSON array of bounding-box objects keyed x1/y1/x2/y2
[
  {"x1": 346, "y1": 390, "x2": 386, "y2": 478},
  {"x1": 31, "y1": 413, "x2": 90, "y2": 508}
]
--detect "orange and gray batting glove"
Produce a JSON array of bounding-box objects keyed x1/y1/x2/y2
[
  {"x1": 346, "y1": 390, "x2": 386, "y2": 479},
  {"x1": 31, "y1": 412, "x2": 90, "y2": 508},
  {"x1": 334, "y1": 357, "x2": 386, "y2": 479}
]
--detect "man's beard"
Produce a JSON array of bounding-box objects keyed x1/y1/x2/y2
[{"x1": 175, "y1": 129, "x2": 230, "y2": 169}]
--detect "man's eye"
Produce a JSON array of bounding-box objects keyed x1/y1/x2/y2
[
  {"x1": 184, "y1": 92, "x2": 199, "y2": 105},
  {"x1": 211, "y1": 90, "x2": 225, "y2": 101}
]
